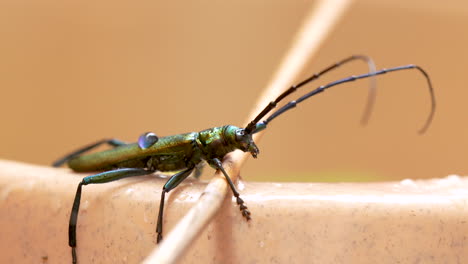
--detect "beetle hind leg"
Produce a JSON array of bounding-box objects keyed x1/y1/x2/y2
[
  {"x1": 52, "y1": 138, "x2": 127, "y2": 167},
  {"x1": 69, "y1": 168, "x2": 153, "y2": 264}
]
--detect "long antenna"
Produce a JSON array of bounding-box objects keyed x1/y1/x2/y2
[
  {"x1": 244, "y1": 55, "x2": 376, "y2": 134},
  {"x1": 254, "y1": 65, "x2": 436, "y2": 134}
]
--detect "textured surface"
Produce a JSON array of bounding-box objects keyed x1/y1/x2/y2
[{"x1": 1, "y1": 160, "x2": 467, "y2": 263}]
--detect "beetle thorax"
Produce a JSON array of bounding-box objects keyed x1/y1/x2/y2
[{"x1": 197, "y1": 125, "x2": 259, "y2": 160}]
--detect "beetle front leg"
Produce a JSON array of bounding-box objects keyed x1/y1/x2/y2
[{"x1": 210, "y1": 158, "x2": 251, "y2": 221}]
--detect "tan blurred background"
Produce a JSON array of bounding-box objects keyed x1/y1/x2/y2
[{"x1": 0, "y1": 0, "x2": 466, "y2": 182}]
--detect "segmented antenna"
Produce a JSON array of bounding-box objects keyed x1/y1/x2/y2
[
  {"x1": 254, "y1": 65, "x2": 436, "y2": 134},
  {"x1": 245, "y1": 55, "x2": 377, "y2": 134}
]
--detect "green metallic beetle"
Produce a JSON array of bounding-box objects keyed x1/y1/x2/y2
[{"x1": 53, "y1": 55, "x2": 435, "y2": 264}]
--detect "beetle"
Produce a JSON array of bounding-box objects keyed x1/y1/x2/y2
[{"x1": 53, "y1": 55, "x2": 435, "y2": 264}]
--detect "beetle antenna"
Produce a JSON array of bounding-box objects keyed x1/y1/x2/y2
[
  {"x1": 245, "y1": 55, "x2": 377, "y2": 134},
  {"x1": 256, "y1": 65, "x2": 436, "y2": 134}
]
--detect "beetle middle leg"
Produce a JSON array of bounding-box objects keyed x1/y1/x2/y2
[
  {"x1": 69, "y1": 168, "x2": 154, "y2": 264},
  {"x1": 210, "y1": 158, "x2": 251, "y2": 220},
  {"x1": 157, "y1": 166, "x2": 195, "y2": 243}
]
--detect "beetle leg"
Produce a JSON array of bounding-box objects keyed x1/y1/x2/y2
[
  {"x1": 53, "y1": 138, "x2": 127, "y2": 167},
  {"x1": 191, "y1": 162, "x2": 205, "y2": 179},
  {"x1": 69, "y1": 168, "x2": 153, "y2": 264},
  {"x1": 156, "y1": 166, "x2": 194, "y2": 243},
  {"x1": 157, "y1": 166, "x2": 195, "y2": 243},
  {"x1": 210, "y1": 158, "x2": 251, "y2": 221}
]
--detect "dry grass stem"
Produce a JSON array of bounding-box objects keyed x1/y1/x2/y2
[{"x1": 142, "y1": 0, "x2": 353, "y2": 263}]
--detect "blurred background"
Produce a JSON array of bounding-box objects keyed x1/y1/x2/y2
[{"x1": 0, "y1": 0, "x2": 467, "y2": 182}]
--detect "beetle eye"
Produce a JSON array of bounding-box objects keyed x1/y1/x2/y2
[{"x1": 235, "y1": 129, "x2": 245, "y2": 141}]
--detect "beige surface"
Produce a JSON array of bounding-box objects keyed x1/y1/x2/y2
[
  {"x1": 1, "y1": 1, "x2": 467, "y2": 263},
  {"x1": 1, "y1": 1, "x2": 468, "y2": 182},
  {"x1": 1, "y1": 159, "x2": 468, "y2": 263}
]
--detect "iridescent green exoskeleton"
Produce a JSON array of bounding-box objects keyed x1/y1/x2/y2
[{"x1": 53, "y1": 55, "x2": 436, "y2": 264}]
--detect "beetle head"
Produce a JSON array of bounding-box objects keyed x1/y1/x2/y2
[{"x1": 235, "y1": 128, "x2": 259, "y2": 158}]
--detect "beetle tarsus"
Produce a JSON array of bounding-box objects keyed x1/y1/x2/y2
[
  {"x1": 72, "y1": 247, "x2": 77, "y2": 264},
  {"x1": 236, "y1": 197, "x2": 251, "y2": 220}
]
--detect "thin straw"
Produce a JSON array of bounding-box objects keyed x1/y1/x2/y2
[{"x1": 142, "y1": 0, "x2": 353, "y2": 263}]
